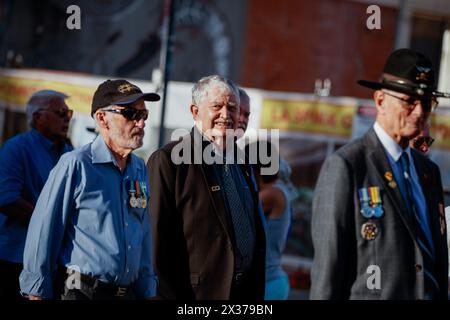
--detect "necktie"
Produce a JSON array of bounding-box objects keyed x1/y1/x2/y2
[
  {"x1": 399, "y1": 152, "x2": 439, "y2": 295},
  {"x1": 221, "y1": 164, "x2": 252, "y2": 257}
]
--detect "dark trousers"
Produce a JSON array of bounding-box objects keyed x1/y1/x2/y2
[
  {"x1": 60, "y1": 269, "x2": 135, "y2": 301},
  {"x1": 0, "y1": 259, "x2": 24, "y2": 300},
  {"x1": 61, "y1": 287, "x2": 135, "y2": 300},
  {"x1": 229, "y1": 271, "x2": 253, "y2": 300}
]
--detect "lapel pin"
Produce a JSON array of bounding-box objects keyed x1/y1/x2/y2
[
  {"x1": 384, "y1": 171, "x2": 393, "y2": 182},
  {"x1": 388, "y1": 181, "x2": 397, "y2": 189}
]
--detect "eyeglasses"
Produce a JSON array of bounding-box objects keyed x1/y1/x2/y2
[
  {"x1": 103, "y1": 108, "x2": 149, "y2": 121},
  {"x1": 412, "y1": 135, "x2": 435, "y2": 150},
  {"x1": 383, "y1": 91, "x2": 438, "y2": 113},
  {"x1": 39, "y1": 108, "x2": 73, "y2": 119}
]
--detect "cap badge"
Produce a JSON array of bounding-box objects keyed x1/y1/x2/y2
[
  {"x1": 416, "y1": 66, "x2": 431, "y2": 81},
  {"x1": 118, "y1": 84, "x2": 135, "y2": 93}
]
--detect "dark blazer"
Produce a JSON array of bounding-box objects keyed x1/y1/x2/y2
[
  {"x1": 311, "y1": 128, "x2": 448, "y2": 300},
  {"x1": 147, "y1": 128, "x2": 266, "y2": 300}
]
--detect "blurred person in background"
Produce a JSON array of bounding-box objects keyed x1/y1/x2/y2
[
  {"x1": 249, "y1": 140, "x2": 291, "y2": 300},
  {"x1": 410, "y1": 122, "x2": 434, "y2": 154},
  {"x1": 0, "y1": 90, "x2": 73, "y2": 300},
  {"x1": 237, "y1": 87, "x2": 251, "y2": 133}
]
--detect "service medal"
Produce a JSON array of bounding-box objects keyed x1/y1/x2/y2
[
  {"x1": 139, "y1": 181, "x2": 148, "y2": 209},
  {"x1": 135, "y1": 197, "x2": 142, "y2": 209},
  {"x1": 128, "y1": 180, "x2": 137, "y2": 208},
  {"x1": 358, "y1": 186, "x2": 384, "y2": 219},
  {"x1": 130, "y1": 196, "x2": 138, "y2": 208},
  {"x1": 361, "y1": 222, "x2": 378, "y2": 240}
]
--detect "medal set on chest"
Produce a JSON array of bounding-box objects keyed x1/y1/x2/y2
[
  {"x1": 358, "y1": 186, "x2": 384, "y2": 241},
  {"x1": 128, "y1": 180, "x2": 147, "y2": 209}
]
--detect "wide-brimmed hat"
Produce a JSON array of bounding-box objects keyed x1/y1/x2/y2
[
  {"x1": 91, "y1": 79, "x2": 160, "y2": 116},
  {"x1": 358, "y1": 48, "x2": 441, "y2": 98}
]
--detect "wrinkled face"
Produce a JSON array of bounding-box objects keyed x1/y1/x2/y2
[
  {"x1": 376, "y1": 89, "x2": 430, "y2": 144},
  {"x1": 103, "y1": 100, "x2": 147, "y2": 151},
  {"x1": 191, "y1": 85, "x2": 239, "y2": 141},
  {"x1": 238, "y1": 95, "x2": 250, "y2": 132},
  {"x1": 35, "y1": 97, "x2": 72, "y2": 142}
]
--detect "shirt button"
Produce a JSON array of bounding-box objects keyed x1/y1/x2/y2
[
  {"x1": 128, "y1": 245, "x2": 131, "y2": 250},
  {"x1": 125, "y1": 222, "x2": 129, "y2": 227},
  {"x1": 126, "y1": 268, "x2": 130, "y2": 273}
]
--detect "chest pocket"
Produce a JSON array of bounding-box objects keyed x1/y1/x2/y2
[{"x1": 126, "y1": 177, "x2": 149, "y2": 223}]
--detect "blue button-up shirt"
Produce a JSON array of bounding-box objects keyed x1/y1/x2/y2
[
  {"x1": 0, "y1": 129, "x2": 72, "y2": 263},
  {"x1": 19, "y1": 135, "x2": 157, "y2": 299}
]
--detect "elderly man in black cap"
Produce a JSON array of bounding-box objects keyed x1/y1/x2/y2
[
  {"x1": 20, "y1": 79, "x2": 160, "y2": 300},
  {"x1": 311, "y1": 49, "x2": 449, "y2": 300}
]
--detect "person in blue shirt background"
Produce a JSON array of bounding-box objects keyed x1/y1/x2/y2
[
  {"x1": 0, "y1": 90, "x2": 73, "y2": 300},
  {"x1": 19, "y1": 79, "x2": 160, "y2": 300}
]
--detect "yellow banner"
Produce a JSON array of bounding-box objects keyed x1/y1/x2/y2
[
  {"x1": 0, "y1": 75, "x2": 95, "y2": 114},
  {"x1": 430, "y1": 113, "x2": 450, "y2": 149},
  {"x1": 261, "y1": 98, "x2": 356, "y2": 137}
]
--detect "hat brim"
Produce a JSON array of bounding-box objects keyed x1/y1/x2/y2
[
  {"x1": 113, "y1": 92, "x2": 161, "y2": 105},
  {"x1": 357, "y1": 79, "x2": 434, "y2": 97}
]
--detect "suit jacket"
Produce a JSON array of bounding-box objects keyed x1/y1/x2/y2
[
  {"x1": 311, "y1": 128, "x2": 448, "y2": 300},
  {"x1": 147, "y1": 128, "x2": 266, "y2": 300}
]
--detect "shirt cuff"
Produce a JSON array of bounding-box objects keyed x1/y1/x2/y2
[
  {"x1": 19, "y1": 269, "x2": 54, "y2": 299},
  {"x1": 133, "y1": 274, "x2": 158, "y2": 299}
]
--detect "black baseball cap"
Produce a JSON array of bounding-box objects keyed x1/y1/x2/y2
[
  {"x1": 91, "y1": 79, "x2": 160, "y2": 116},
  {"x1": 357, "y1": 48, "x2": 437, "y2": 97}
]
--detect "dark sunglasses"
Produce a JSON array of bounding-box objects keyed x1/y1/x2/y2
[
  {"x1": 39, "y1": 108, "x2": 73, "y2": 118},
  {"x1": 103, "y1": 108, "x2": 149, "y2": 121},
  {"x1": 412, "y1": 135, "x2": 435, "y2": 149},
  {"x1": 383, "y1": 91, "x2": 438, "y2": 113}
]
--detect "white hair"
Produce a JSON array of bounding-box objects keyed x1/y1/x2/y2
[
  {"x1": 238, "y1": 87, "x2": 250, "y2": 104},
  {"x1": 26, "y1": 90, "x2": 69, "y2": 127},
  {"x1": 191, "y1": 75, "x2": 240, "y2": 106}
]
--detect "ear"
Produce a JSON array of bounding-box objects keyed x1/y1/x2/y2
[
  {"x1": 95, "y1": 111, "x2": 109, "y2": 129},
  {"x1": 190, "y1": 104, "x2": 199, "y2": 120},
  {"x1": 373, "y1": 90, "x2": 386, "y2": 115},
  {"x1": 32, "y1": 112, "x2": 42, "y2": 127}
]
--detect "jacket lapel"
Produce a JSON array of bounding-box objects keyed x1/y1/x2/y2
[
  {"x1": 190, "y1": 128, "x2": 233, "y2": 240},
  {"x1": 365, "y1": 129, "x2": 416, "y2": 238},
  {"x1": 411, "y1": 151, "x2": 443, "y2": 253}
]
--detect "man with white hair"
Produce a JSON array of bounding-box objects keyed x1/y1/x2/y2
[
  {"x1": 0, "y1": 90, "x2": 73, "y2": 300},
  {"x1": 148, "y1": 75, "x2": 266, "y2": 300},
  {"x1": 19, "y1": 79, "x2": 159, "y2": 300}
]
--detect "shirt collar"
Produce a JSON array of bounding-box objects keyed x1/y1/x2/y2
[
  {"x1": 30, "y1": 128, "x2": 54, "y2": 151},
  {"x1": 91, "y1": 135, "x2": 140, "y2": 172},
  {"x1": 373, "y1": 122, "x2": 411, "y2": 162},
  {"x1": 91, "y1": 135, "x2": 118, "y2": 164}
]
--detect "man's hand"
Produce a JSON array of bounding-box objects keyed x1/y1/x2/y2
[
  {"x1": 0, "y1": 198, "x2": 34, "y2": 226},
  {"x1": 28, "y1": 295, "x2": 44, "y2": 300}
]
